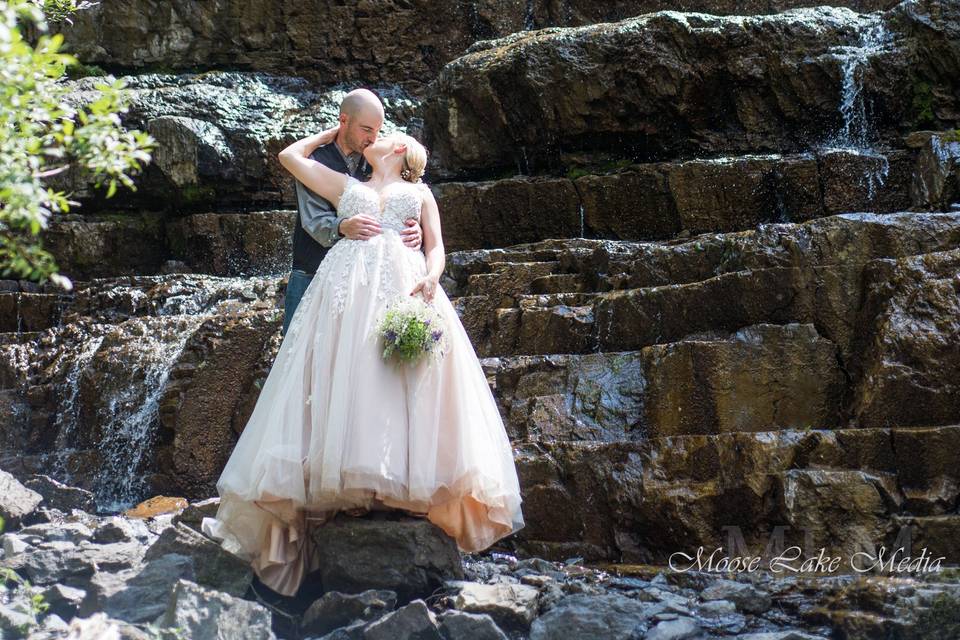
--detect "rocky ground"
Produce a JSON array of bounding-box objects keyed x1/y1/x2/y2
[
  {"x1": 3, "y1": 0, "x2": 960, "y2": 638},
  {"x1": 3, "y1": 470, "x2": 960, "y2": 640}
]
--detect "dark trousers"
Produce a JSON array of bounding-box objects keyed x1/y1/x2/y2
[{"x1": 282, "y1": 268, "x2": 314, "y2": 336}]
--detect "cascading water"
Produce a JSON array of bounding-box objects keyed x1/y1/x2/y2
[
  {"x1": 820, "y1": 14, "x2": 896, "y2": 201},
  {"x1": 93, "y1": 315, "x2": 205, "y2": 512},
  {"x1": 51, "y1": 329, "x2": 105, "y2": 479},
  {"x1": 9, "y1": 274, "x2": 283, "y2": 512}
]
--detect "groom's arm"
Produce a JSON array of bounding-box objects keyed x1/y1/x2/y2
[
  {"x1": 297, "y1": 180, "x2": 343, "y2": 247},
  {"x1": 293, "y1": 144, "x2": 344, "y2": 248}
]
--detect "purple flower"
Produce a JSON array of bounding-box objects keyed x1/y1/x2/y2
[
  {"x1": 431, "y1": 330, "x2": 442, "y2": 342},
  {"x1": 385, "y1": 329, "x2": 397, "y2": 342}
]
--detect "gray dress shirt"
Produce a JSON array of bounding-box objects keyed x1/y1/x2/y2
[{"x1": 295, "y1": 141, "x2": 367, "y2": 249}]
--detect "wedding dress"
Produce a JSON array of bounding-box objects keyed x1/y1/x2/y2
[{"x1": 201, "y1": 175, "x2": 525, "y2": 596}]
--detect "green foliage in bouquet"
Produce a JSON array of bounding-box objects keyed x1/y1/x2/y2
[{"x1": 376, "y1": 297, "x2": 446, "y2": 365}]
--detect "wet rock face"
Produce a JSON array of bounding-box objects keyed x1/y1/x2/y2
[
  {"x1": 51, "y1": 0, "x2": 899, "y2": 90},
  {"x1": 53, "y1": 72, "x2": 417, "y2": 211},
  {"x1": 851, "y1": 248, "x2": 960, "y2": 428},
  {"x1": 911, "y1": 131, "x2": 960, "y2": 210},
  {"x1": 434, "y1": 177, "x2": 584, "y2": 251},
  {"x1": 5, "y1": 2, "x2": 960, "y2": 628},
  {"x1": 0, "y1": 276, "x2": 285, "y2": 505},
  {"x1": 153, "y1": 311, "x2": 282, "y2": 498},
  {"x1": 485, "y1": 323, "x2": 843, "y2": 442},
  {"x1": 642, "y1": 323, "x2": 845, "y2": 438},
  {"x1": 164, "y1": 211, "x2": 295, "y2": 277},
  {"x1": 513, "y1": 426, "x2": 960, "y2": 565},
  {"x1": 45, "y1": 144, "x2": 917, "y2": 276},
  {"x1": 421, "y1": 3, "x2": 959, "y2": 177},
  {"x1": 41, "y1": 213, "x2": 169, "y2": 280},
  {"x1": 451, "y1": 212, "x2": 960, "y2": 365},
  {"x1": 434, "y1": 149, "x2": 915, "y2": 251},
  {"x1": 7, "y1": 212, "x2": 960, "y2": 533}
]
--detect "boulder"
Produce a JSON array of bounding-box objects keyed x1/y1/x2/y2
[
  {"x1": 446, "y1": 580, "x2": 540, "y2": 629},
  {"x1": 307, "y1": 512, "x2": 464, "y2": 604},
  {"x1": 142, "y1": 523, "x2": 252, "y2": 596},
  {"x1": 0, "y1": 470, "x2": 43, "y2": 529},
  {"x1": 301, "y1": 589, "x2": 397, "y2": 638},
  {"x1": 156, "y1": 579, "x2": 275, "y2": 640},
  {"x1": 528, "y1": 592, "x2": 659, "y2": 639}
]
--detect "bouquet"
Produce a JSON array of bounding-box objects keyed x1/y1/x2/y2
[{"x1": 376, "y1": 296, "x2": 448, "y2": 365}]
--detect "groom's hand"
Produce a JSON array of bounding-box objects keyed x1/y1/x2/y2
[
  {"x1": 338, "y1": 215, "x2": 381, "y2": 240},
  {"x1": 400, "y1": 219, "x2": 422, "y2": 250}
]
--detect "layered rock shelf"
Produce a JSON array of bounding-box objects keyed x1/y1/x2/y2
[
  {"x1": 51, "y1": 0, "x2": 901, "y2": 89},
  {"x1": 421, "y1": 3, "x2": 959, "y2": 176},
  {"x1": 3, "y1": 0, "x2": 960, "y2": 638}
]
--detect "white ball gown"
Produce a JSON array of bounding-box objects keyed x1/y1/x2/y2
[{"x1": 201, "y1": 175, "x2": 525, "y2": 596}]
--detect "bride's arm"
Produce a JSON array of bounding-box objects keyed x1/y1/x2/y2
[
  {"x1": 411, "y1": 188, "x2": 445, "y2": 302},
  {"x1": 277, "y1": 127, "x2": 349, "y2": 207}
]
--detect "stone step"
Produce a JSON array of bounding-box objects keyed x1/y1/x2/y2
[
  {"x1": 0, "y1": 292, "x2": 71, "y2": 333},
  {"x1": 890, "y1": 515, "x2": 960, "y2": 563},
  {"x1": 434, "y1": 148, "x2": 917, "y2": 250},
  {"x1": 481, "y1": 322, "x2": 844, "y2": 442},
  {"x1": 27, "y1": 210, "x2": 960, "y2": 335},
  {"x1": 512, "y1": 425, "x2": 960, "y2": 564},
  {"x1": 33, "y1": 141, "x2": 960, "y2": 279},
  {"x1": 445, "y1": 211, "x2": 960, "y2": 294},
  {"x1": 3, "y1": 274, "x2": 285, "y2": 334},
  {"x1": 44, "y1": 135, "x2": 960, "y2": 281},
  {"x1": 460, "y1": 245, "x2": 952, "y2": 362}
]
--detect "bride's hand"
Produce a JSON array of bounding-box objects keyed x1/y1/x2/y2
[
  {"x1": 318, "y1": 124, "x2": 340, "y2": 144},
  {"x1": 410, "y1": 275, "x2": 439, "y2": 303}
]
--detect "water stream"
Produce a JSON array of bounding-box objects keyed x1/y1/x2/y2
[
  {"x1": 819, "y1": 14, "x2": 896, "y2": 201},
  {"x1": 9, "y1": 275, "x2": 282, "y2": 512}
]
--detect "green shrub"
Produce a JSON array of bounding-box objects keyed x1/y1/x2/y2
[{"x1": 0, "y1": 0, "x2": 155, "y2": 288}]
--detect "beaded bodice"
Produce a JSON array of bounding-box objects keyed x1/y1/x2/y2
[{"x1": 337, "y1": 176, "x2": 425, "y2": 231}]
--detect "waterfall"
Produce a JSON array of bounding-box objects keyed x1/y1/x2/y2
[
  {"x1": 832, "y1": 17, "x2": 892, "y2": 149},
  {"x1": 820, "y1": 14, "x2": 896, "y2": 202},
  {"x1": 93, "y1": 315, "x2": 205, "y2": 512},
  {"x1": 16, "y1": 275, "x2": 282, "y2": 512},
  {"x1": 51, "y1": 329, "x2": 106, "y2": 480}
]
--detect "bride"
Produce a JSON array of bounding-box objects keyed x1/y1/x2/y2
[{"x1": 201, "y1": 125, "x2": 525, "y2": 596}]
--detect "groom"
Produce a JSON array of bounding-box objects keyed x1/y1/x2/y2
[{"x1": 283, "y1": 89, "x2": 423, "y2": 335}]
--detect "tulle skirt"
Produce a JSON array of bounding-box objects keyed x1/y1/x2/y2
[{"x1": 201, "y1": 231, "x2": 525, "y2": 596}]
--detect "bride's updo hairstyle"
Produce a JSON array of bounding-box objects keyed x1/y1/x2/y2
[{"x1": 397, "y1": 133, "x2": 428, "y2": 183}]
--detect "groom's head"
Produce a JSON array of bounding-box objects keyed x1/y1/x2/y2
[{"x1": 338, "y1": 89, "x2": 384, "y2": 155}]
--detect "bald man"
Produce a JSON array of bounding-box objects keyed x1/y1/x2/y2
[{"x1": 284, "y1": 89, "x2": 423, "y2": 335}]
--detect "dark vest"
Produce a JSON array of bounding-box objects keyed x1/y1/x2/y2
[{"x1": 291, "y1": 143, "x2": 371, "y2": 273}]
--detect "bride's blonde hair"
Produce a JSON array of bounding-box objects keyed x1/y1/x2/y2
[{"x1": 396, "y1": 133, "x2": 428, "y2": 183}]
